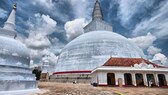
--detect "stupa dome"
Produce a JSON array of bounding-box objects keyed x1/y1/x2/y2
[
  {"x1": 0, "y1": 36, "x2": 30, "y2": 67},
  {"x1": 55, "y1": 31, "x2": 145, "y2": 72}
]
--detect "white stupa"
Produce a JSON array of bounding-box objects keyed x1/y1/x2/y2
[
  {"x1": 0, "y1": 4, "x2": 39, "y2": 95},
  {"x1": 41, "y1": 55, "x2": 50, "y2": 73},
  {"x1": 54, "y1": 0, "x2": 145, "y2": 73}
]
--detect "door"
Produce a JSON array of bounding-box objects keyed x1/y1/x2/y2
[
  {"x1": 158, "y1": 74, "x2": 167, "y2": 86},
  {"x1": 147, "y1": 74, "x2": 155, "y2": 86},
  {"x1": 107, "y1": 73, "x2": 115, "y2": 85},
  {"x1": 124, "y1": 73, "x2": 133, "y2": 85},
  {"x1": 136, "y1": 73, "x2": 144, "y2": 86}
]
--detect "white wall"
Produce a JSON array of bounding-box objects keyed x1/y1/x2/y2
[
  {"x1": 115, "y1": 72, "x2": 125, "y2": 85},
  {"x1": 97, "y1": 71, "x2": 107, "y2": 85}
]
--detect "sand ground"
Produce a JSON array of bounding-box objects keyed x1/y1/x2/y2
[{"x1": 31, "y1": 82, "x2": 168, "y2": 95}]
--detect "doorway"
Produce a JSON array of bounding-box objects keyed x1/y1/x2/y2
[
  {"x1": 135, "y1": 73, "x2": 144, "y2": 86},
  {"x1": 158, "y1": 74, "x2": 167, "y2": 86},
  {"x1": 107, "y1": 73, "x2": 115, "y2": 85},
  {"x1": 147, "y1": 74, "x2": 155, "y2": 86},
  {"x1": 124, "y1": 73, "x2": 133, "y2": 85}
]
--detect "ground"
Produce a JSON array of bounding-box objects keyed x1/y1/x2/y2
[{"x1": 31, "y1": 82, "x2": 168, "y2": 95}]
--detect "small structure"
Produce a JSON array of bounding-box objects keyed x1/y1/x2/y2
[
  {"x1": 91, "y1": 57, "x2": 168, "y2": 87},
  {"x1": 40, "y1": 55, "x2": 50, "y2": 81},
  {"x1": 40, "y1": 72, "x2": 49, "y2": 81}
]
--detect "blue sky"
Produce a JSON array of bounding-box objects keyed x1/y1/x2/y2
[{"x1": 0, "y1": 0, "x2": 168, "y2": 65}]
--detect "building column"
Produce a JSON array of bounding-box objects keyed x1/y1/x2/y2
[
  {"x1": 115, "y1": 73, "x2": 118, "y2": 86},
  {"x1": 165, "y1": 74, "x2": 168, "y2": 86},
  {"x1": 132, "y1": 73, "x2": 136, "y2": 86},
  {"x1": 122, "y1": 73, "x2": 125, "y2": 85},
  {"x1": 143, "y1": 73, "x2": 148, "y2": 86},
  {"x1": 154, "y1": 73, "x2": 159, "y2": 86}
]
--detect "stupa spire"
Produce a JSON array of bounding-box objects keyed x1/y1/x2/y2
[
  {"x1": 83, "y1": 0, "x2": 112, "y2": 32},
  {"x1": 92, "y1": 0, "x2": 103, "y2": 20},
  {"x1": 3, "y1": 3, "x2": 17, "y2": 31}
]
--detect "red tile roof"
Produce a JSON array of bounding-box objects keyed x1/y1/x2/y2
[{"x1": 103, "y1": 57, "x2": 162, "y2": 67}]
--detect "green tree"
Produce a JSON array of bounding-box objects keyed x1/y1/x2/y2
[{"x1": 32, "y1": 67, "x2": 42, "y2": 80}]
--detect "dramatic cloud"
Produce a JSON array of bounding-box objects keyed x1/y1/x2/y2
[
  {"x1": 117, "y1": 0, "x2": 168, "y2": 65},
  {"x1": 32, "y1": 0, "x2": 54, "y2": 9},
  {"x1": 152, "y1": 53, "x2": 168, "y2": 66},
  {"x1": 128, "y1": 33, "x2": 156, "y2": 49},
  {"x1": 65, "y1": 18, "x2": 88, "y2": 41},
  {"x1": 24, "y1": 13, "x2": 61, "y2": 65},
  {"x1": 0, "y1": 0, "x2": 168, "y2": 65},
  {"x1": 117, "y1": 0, "x2": 155, "y2": 27},
  {"x1": 0, "y1": 8, "x2": 8, "y2": 19},
  {"x1": 147, "y1": 46, "x2": 162, "y2": 55},
  {"x1": 133, "y1": 1, "x2": 168, "y2": 39},
  {"x1": 69, "y1": 0, "x2": 93, "y2": 19},
  {"x1": 25, "y1": 13, "x2": 57, "y2": 49}
]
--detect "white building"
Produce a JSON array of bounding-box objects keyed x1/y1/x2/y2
[
  {"x1": 52, "y1": 0, "x2": 168, "y2": 86},
  {"x1": 41, "y1": 55, "x2": 50, "y2": 73},
  {"x1": 91, "y1": 57, "x2": 168, "y2": 87},
  {"x1": 52, "y1": 0, "x2": 146, "y2": 83}
]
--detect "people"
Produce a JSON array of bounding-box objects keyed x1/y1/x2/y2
[
  {"x1": 73, "y1": 80, "x2": 77, "y2": 84},
  {"x1": 149, "y1": 79, "x2": 153, "y2": 87}
]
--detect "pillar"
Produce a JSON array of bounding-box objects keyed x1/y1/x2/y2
[
  {"x1": 154, "y1": 73, "x2": 159, "y2": 86},
  {"x1": 143, "y1": 73, "x2": 148, "y2": 86},
  {"x1": 132, "y1": 73, "x2": 136, "y2": 86},
  {"x1": 165, "y1": 74, "x2": 168, "y2": 86},
  {"x1": 115, "y1": 73, "x2": 118, "y2": 86},
  {"x1": 122, "y1": 73, "x2": 125, "y2": 85}
]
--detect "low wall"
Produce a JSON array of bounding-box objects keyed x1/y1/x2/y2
[{"x1": 49, "y1": 74, "x2": 91, "y2": 83}]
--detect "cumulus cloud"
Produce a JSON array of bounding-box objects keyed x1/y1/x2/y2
[
  {"x1": 42, "y1": 15, "x2": 57, "y2": 27},
  {"x1": 152, "y1": 53, "x2": 168, "y2": 66},
  {"x1": 128, "y1": 32, "x2": 156, "y2": 49},
  {"x1": 24, "y1": 13, "x2": 60, "y2": 65},
  {"x1": 65, "y1": 0, "x2": 93, "y2": 41},
  {"x1": 0, "y1": 8, "x2": 8, "y2": 19},
  {"x1": 40, "y1": 49, "x2": 58, "y2": 73},
  {"x1": 147, "y1": 46, "x2": 162, "y2": 55},
  {"x1": 26, "y1": 33, "x2": 51, "y2": 49},
  {"x1": 41, "y1": 49, "x2": 58, "y2": 65},
  {"x1": 30, "y1": 49, "x2": 58, "y2": 64},
  {"x1": 25, "y1": 13, "x2": 57, "y2": 49},
  {"x1": 133, "y1": 1, "x2": 168, "y2": 39},
  {"x1": 65, "y1": 18, "x2": 88, "y2": 41}
]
